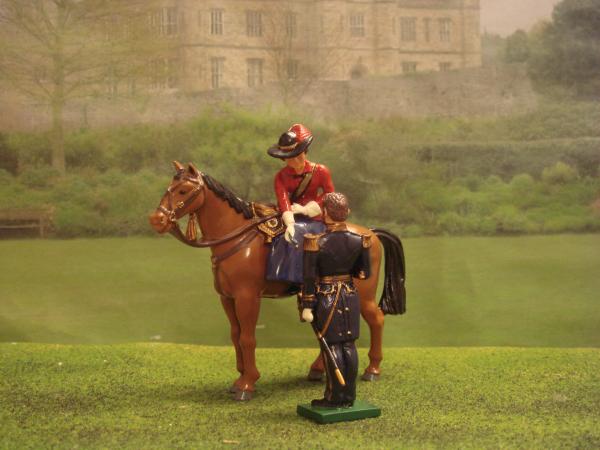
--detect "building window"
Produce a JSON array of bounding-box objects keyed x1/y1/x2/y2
[
  {"x1": 151, "y1": 7, "x2": 179, "y2": 36},
  {"x1": 33, "y1": 66, "x2": 48, "y2": 83},
  {"x1": 150, "y1": 58, "x2": 178, "y2": 89},
  {"x1": 127, "y1": 77, "x2": 136, "y2": 95},
  {"x1": 166, "y1": 58, "x2": 178, "y2": 88},
  {"x1": 105, "y1": 65, "x2": 118, "y2": 97},
  {"x1": 287, "y1": 59, "x2": 299, "y2": 80},
  {"x1": 423, "y1": 18, "x2": 431, "y2": 42},
  {"x1": 439, "y1": 18, "x2": 452, "y2": 42},
  {"x1": 349, "y1": 14, "x2": 365, "y2": 37},
  {"x1": 164, "y1": 7, "x2": 178, "y2": 36},
  {"x1": 246, "y1": 10, "x2": 262, "y2": 37},
  {"x1": 150, "y1": 59, "x2": 164, "y2": 89},
  {"x1": 402, "y1": 62, "x2": 418, "y2": 74},
  {"x1": 285, "y1": 12, "x2": 297, "y2": 37},
  {"x1": 400, "y1": 17, "x2": 416, "y2": 41},
  {"x1": 439, "y1": 62, "x2": 452, "y2": 72},
  {"x1": 247, "y1": 59, "x2": 263, "y2": 87},
  {"x1": 211, "y1": 9, "x2": 223, "y2": 35},
  {"x1": 211, "y1": 57, "x2": 224, "y2": 89}
]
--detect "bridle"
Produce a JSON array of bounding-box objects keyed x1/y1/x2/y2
[{"x1": 158, "y1": 172, "x2": 205, "y2": 225}]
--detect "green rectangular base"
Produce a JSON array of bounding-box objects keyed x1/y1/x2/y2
[{"x1": 297, "y1": 400, "x2": 381, "y2": 424}]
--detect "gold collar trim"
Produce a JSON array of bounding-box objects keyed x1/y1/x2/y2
[{"x1": 326, "y1": 222, "x2": 348, "y2": 232}]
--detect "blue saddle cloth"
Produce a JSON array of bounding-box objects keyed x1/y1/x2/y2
[{"x1": 266, "y1": 217, "x2": 326, "y2": 284}]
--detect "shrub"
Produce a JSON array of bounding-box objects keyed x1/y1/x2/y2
[
  {"x1": 0, "y1": 168, "x2": 14, "y2": 184},
  {"x1": 3, "y1": 105, "x2": 600, "y2": 238},
  {"x1": 542, "y1": 162, "x2": 579, "y2": 184},
  {"x1": 492, "y1": 205, "x2": 536, "y2": 233},
  {"x1": 19, "y1": 167, "x2": 62, "y2": 189},
  {"x1": 0, "y1": 133, "x2": 18, "y2": 174}
]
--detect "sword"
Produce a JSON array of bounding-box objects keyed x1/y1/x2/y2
[
  {"x1": 311, "y1": 321, "x2": 346, "y2": 387},
  {"x1": 289, "y1": 234, "x2": 299, "y2": 249}
]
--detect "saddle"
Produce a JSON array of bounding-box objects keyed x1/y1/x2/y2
[{"x1": 251, "y1": 202, "x2": 285, "y2": 243}]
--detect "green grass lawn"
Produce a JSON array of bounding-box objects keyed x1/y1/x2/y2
[
  {"x1": 1, "y1": 234, "x2": 599, "y2": 347},
  {"x1": 1, "y1": 344, "x2": 599, "y2": 449}
]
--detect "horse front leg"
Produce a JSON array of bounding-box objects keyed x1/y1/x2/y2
[
  {"x1": 232, "y1": 290, "x2": 261, "y2": 401},
  {"x1": 220, "y1": 296, "x2": 244, "y2": 393}
]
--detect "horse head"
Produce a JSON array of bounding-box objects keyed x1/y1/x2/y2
[{"x1": 149, "y1": 161, "x2": 206, "y2": 234}]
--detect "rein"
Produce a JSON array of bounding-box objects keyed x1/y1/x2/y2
[{"x1": 168, "y1": 214, "x2": 277, "y2": 248}]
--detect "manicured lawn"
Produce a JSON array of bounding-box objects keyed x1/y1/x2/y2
[
  {"x1": 1, "y1": 344, "x2": 599, "y2": 449},
  {"x1": 0, "y1": 235, "x2": 599, "y2": 347}
]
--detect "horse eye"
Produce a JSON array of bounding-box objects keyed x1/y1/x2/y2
[{"x1": 179, "y1": 190, "x2": 187, "y2": 195}]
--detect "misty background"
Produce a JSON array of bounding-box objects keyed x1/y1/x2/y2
[
  {"x1": 0, "y1": 0, "x2": 598, "y2": 348},
  {"x1": 481, "y1": 0, "x2": 559, "y2": 35}
]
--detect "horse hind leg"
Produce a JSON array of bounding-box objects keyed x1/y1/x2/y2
[
  {"x1": 358, "y1": 267, "x2": 384, "y2": 382},
  {"x1": 361, "y1": 298, "x2": 384, "y2": 381},
  {"x1": 308, "y1": 352, "x2": 325, "y2": 381}
]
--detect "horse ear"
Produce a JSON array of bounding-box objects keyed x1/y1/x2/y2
[
  {"x1": 188, "y1": 162, "x2": 200, "y2": 177},
  {"x1": 173, "y1": 160, "x2": 185, "y2": 173}
]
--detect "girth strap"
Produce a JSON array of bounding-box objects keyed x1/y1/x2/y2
[{"x1": 211, "y1": 230, "x2": 259, "y2": 266}]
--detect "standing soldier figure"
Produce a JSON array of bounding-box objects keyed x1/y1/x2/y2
[{"x1": 300, "y1": 192, "x2": 371, "y2": 408}]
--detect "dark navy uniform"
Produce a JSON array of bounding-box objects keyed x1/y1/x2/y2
[{"x1": 301, "y1": 222, "x2": 371, "y2": 407}]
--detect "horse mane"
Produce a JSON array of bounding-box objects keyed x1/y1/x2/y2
[{"x1": 201, "y1": 173, "x2": 254, "y2": 219}]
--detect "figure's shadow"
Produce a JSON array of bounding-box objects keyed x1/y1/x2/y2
[{"x1": 155, "y1": 374, "x2": 322, "y2": 405}]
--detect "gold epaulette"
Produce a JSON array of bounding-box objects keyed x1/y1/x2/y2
[
  {"x1": 303, "y1": 233, "x2": 321, "y2": 252},
  {"x1": 362, "y1": 233, "x2": 373, "y2": 249}
]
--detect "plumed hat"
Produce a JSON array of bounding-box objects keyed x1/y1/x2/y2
[{"x1": 267, "y1": 123, "x2": 313, "y2": 159}]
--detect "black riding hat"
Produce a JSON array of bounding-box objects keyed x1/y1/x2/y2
[{"x1": 267, "y1": 124, "x2": 313, "y2": 159}]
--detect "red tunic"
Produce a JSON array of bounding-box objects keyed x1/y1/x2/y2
[{"x1": 274, "y1": 160, "x2": 335, "y2": 217}]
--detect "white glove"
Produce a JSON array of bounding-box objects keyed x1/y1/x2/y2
[
  {"x1": 282, "y1": 211, "x2": 295, "y2": 243},
  {"x1": 291, "y1": 203, "x2": 307, "y2": 215},
  {"x1": 302, "y1": 308, "x2": 314, "y2": 323},
  {"x1": 303, "y1": 201, "x2": 322, "y2": 218},
  {"x1": 291, "y1": 201, "x2": 322, "y2": 218}
]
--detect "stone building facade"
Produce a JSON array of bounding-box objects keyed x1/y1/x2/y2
[{"x1": 153, "y1": 0, "x2": 482, "y2": 92}]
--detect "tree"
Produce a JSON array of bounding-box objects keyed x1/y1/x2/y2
[
  {"x1": 504, "y1": 29, "x2": 529, "y2": 63},
  {"x1": 263, "y1": 1, "x2": 346, "y2": 105},
  {"x1": 528, "y1": 0, "x2": 600, "y2": 97},
  {"x1": 481, "y1": 32, "x2": 506, "y2": 67},
  {"x1": 0, "y1": 0, "x2": 169, "y2": 174}
]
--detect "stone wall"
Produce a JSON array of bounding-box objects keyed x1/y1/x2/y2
[{"x1": 0, "y1": 65, "x2": 537, "y2": 132}]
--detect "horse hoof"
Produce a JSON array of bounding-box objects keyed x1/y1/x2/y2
[
  {"x1": 307, "y1": 369, "x2": 325, "y2": 382},
  {"x1": 234, "y1": 390, "x2": 253, "y2": 401},
  {"x1": 361, "y1": 372, "x2": 381, "y2": 382},
  {"x1": 228, "y1": 384, "x2": 240, "y2": 394}
]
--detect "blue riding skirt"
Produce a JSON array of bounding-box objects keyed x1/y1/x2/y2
[{"x1": 266, "y1": 216, "x2": 326, "y2": 284}]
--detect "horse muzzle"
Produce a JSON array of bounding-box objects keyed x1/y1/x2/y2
[{"x1": 149, "y1": 210, "x2": 173, "y2": 234}]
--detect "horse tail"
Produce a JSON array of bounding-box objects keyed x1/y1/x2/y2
[{"x1": 371, "y1": 228, "x2": 406, "y2": 315}]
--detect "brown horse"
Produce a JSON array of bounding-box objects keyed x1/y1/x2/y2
[{"x1": 149, "y1": 161, "x2": 405, "y2": 400}]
